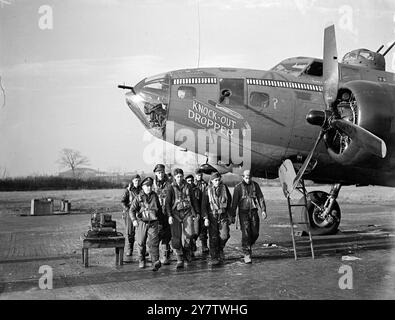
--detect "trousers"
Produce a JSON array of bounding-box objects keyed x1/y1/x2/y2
[
  {"x1": 136, "y1": 220, "x2": 160, "y2": 261},
  {"x1": 198, "y1": 217, "x2": 208, "y2": 243},
  {"x1": 159, "y1": 215, "x2": 171, "y2": 246},
  {"x1": 239, "y1": 209, "x2": 260, "y2": 254},
  {"x1": 124, "y1": 213, "x2": 135, "y2": 250},
  {"x1": 208, "y1": 214, "x2": 230, "y2": 259},
  {"x1": 170, "y1": 212, "x2": 198, "y2": 256}
]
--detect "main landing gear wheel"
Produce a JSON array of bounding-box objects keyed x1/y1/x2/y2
[{"x1": 299, "y1": 191, "x2": 341, "y2": 236}]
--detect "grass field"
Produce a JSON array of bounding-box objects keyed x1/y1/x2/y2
[{"x1": 1, "y1": 185, "x2": 395, "y2": 218}]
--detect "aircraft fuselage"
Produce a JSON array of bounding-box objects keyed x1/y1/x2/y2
[{"x1": 125, "y1": 57, "x2": 395, "y2": 187}]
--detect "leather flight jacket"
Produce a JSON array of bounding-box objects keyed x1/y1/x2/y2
[{"x1": 136, "y1": 193, "x2": 160, "y2": 222}]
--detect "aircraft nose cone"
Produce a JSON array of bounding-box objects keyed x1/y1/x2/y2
[
  {"x1": 125, "y1": 91, "x2": 137, "y2": 107},
  {"x1": 125, "y1": 91, "x2": 134, "y2": 100}
]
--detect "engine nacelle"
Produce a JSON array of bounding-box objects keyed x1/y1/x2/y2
[{"x1": 325, "y1": 80, "x2": 393, "y2": 166}]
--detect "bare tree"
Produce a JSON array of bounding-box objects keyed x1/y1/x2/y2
[
  {"x1": 57, "y1": 148, "x2": 90, "y2": 177},
  {"x1": 0, "y1": 166, "x2": 7, "y2": 179}
]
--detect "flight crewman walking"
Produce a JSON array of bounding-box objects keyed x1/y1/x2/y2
[
  {"x1": 152, "y1": 164, "x2": 172, "y2": 265},
  {"x1": 130, "y1": 177, "x2": 165, "y2": 271},
  {"x1": 120, "y1": 174, "x2": 141, "y2": 260},
  {"x1": 201, "y1": 172, "x2": 232, "y2": 266},
  {"x1": 195, "y1": 168, "x2": 209, "y2": 254},
  {"x1": 166, "y1": 168, "x2": 200, "y2": 269},
  {"x1": 231, "y1": 170, "x2": 267, "y2": 264},
  {"x1": 185, "y1": 174, "x2": 202, "y2": 258}
]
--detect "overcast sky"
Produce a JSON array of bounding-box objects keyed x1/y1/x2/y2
[{"x1": 1, "y1": 0, "x2": 395, "y2": 176}]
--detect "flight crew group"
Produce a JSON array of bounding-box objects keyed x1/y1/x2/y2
[{"x1": 121, "y1": 164, "x2": 267, "y2": 272}]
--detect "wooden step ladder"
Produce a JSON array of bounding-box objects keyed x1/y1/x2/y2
[{"x1": 286, "y1": 179, "x2": 315, "y2": 260}]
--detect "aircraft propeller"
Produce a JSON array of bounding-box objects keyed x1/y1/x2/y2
[{"x1": 291, "y1": 25, "x2": 387, "y2": 192}]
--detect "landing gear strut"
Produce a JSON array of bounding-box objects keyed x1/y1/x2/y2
[{"x1": 300, "y1": 184, "x2": 342, "y2": 235}]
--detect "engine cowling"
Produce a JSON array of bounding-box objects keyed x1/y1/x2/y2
[{"x1": 324, "y1": 80, "x2": 393, "y2": 166}]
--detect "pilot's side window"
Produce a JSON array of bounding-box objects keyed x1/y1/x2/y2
[
  {"x1": 304, "y1": 61, "x2": 323, "y2": 77},
  {"x1": 250, "y1": 92, "x2": 269, "y2": 110},
  {"x1": 178, "y1": 86, "x2": 196, "y2": 100}
]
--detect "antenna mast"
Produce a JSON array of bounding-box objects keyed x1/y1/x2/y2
[{"x1": 196, "y1": 0, "x2": 201, "y2": 68}]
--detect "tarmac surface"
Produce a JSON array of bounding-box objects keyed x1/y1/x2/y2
[{"x1": 0, "y1": 186, "x2": 395, "y2": 300}]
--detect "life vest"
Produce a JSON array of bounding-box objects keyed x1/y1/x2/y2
[
  {"x1": 137, "y1": 192, "x2": 159, "y2": 222},
  {"x1": 153, "y1": 177, "x2": 170, "y2": 207},
  {"x1": 207, "y1": 183, "x2": 228, "y2": 214},
  {"x1": 239, "y1": 181, "x2": 260, "y2": 211},
  {"x1": 171, "y1": 182, "x2": 192, "y2": 212}
]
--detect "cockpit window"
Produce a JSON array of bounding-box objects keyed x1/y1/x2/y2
[
  {"x1": 177, "y1": 86, "x2": 196, "y2": 100},
  {"x1": 145, "y1": 82, "x2": 165, "y2": 90},
  {"x1": 342, "y1": 52, "x2": 358, "y2": 63},
  {"x1": 304, "y1": 61, "x2": 323, "y2": 77},
  {"x1": 272, "y1": 62, "x2": 309, "y2": 76}
]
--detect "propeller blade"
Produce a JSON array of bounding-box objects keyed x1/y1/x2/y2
[
  {"x1": 292, "y1": 131, "x2": 324, "y2": 192},
  {"x1": 323, "y1": 25, "x2": 339, "y2": 108},
  {"x1": 331, "y1": 119, "x2": 387, "y2": 158}
]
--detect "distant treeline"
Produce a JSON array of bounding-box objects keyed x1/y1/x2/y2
[
  {"x1": 0, "y1": 174, "x2": 282, "y2": 192},
  {"x1": 0, "y1": 176, "x2": 125, "y2": 191}
]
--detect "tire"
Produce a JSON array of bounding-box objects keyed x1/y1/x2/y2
[{"x1": 299, "y1": 191, "x2": 341, "y2": 236}]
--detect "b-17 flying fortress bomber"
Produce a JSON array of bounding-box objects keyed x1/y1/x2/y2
[{"x1": 120, "y1": 25, "x2": 395, "y2": 236}]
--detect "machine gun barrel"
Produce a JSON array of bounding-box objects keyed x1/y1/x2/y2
[
  {"x1": 376, "y1": 45, "x2": 384, "y2": 53},
  {"x1": 118, "y1": 85, "x2": 136, "y2": 94},
  {"x1": 383, "y1": 41, "x2": 395, "y2": 57}
]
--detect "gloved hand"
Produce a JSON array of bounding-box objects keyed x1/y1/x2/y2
[
  {"x1": 204, "y1": 218, "x2": 209, "y2": 227},
  {"x1": 230, "y1": 216, "x2": 236, "y2": 224},
  {"x1": 132, "y1": 220, "x2": 138, "y2": 228},
  {"x1": 168, "y1": 216, "x2": 174, "y2": 225},
  {"x1": 261, "y1": 211, "x2": 267, "y2": 220}
]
